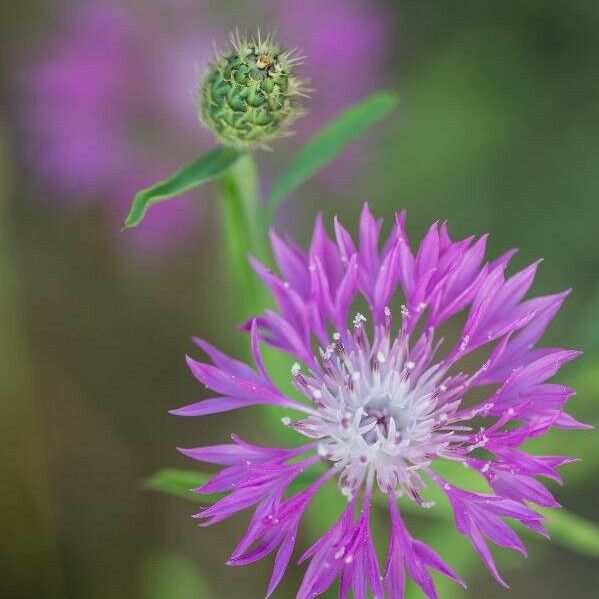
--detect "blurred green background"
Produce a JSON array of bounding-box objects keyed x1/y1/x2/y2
[{"x1": 1, "y1": 1, "x2": 598, "y2": 598}]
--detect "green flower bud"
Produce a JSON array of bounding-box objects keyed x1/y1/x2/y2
[{"x1": 197, "y1": 31, "x2": 307, "y2": 149}]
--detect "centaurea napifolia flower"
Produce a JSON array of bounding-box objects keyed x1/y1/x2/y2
[{"x1": 174, "y1": 205, "x2": 585, "y2": 598}]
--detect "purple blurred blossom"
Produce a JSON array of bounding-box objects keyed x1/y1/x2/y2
[
  {"x1": 19, "y1": 0, "x2": 391, "y2": 254},
  {"x1": 273, "y1": 0, "x2": 393, "y2": 189},
  {"x1": 20, "y1": 1, "x2": 218, "y2": 254},
  {"x1": 174, "y1": 206, "x2": 586, "y2": 597},
  {"x1": 275, "y1": 0, "x2": 391, "y2": 130}
]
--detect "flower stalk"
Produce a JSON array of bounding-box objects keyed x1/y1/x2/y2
[{"x1": 216, "y1": 151, "x2": 269, "y2": 319}]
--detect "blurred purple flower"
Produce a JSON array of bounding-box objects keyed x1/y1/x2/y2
[
  {"x1": 272, "y1": 0, "x2": 392, "y2": 189},
  {"x1": 19, "y1": 1, "x2": 219, "y2": 254},
  {"x1": 275, "y1": 0, "x2": 391, "y2": 130},
  {"x1": 174, "y1": 206, "x2": 586, "y2": 597},
  {"x1": 19, "y1": 0, "x2": 391, "y2": 254}
]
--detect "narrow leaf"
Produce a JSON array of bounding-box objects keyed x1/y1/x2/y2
[
  {"x1": 124, "y1": 147, "x2": 241, "y2": 228},
  {"x1": 539, "y1": 507, "x2": 599, "y2": 557},
  {"x1": 143, "y1": 469, "x2": 219, "y2": 503},
  {"x1": 374, "y1": 490, "x2": 599, "y2": 558},
  {"x1": 144, "y1": 467, "x2": 323, "y2": 503},
  {"x1": 266, "y1": 91, "x2": 398, "y2": 216},
  {"x1": 148, "y1": 467, "x2": 599, "y2": 558}
]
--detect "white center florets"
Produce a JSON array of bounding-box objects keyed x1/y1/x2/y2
[{"x1": 287, "y1": 309, "x2": 463, "y2": 503}]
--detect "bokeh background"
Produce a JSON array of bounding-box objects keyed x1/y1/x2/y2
[{"x1": 1, "y1": 1, "x2": 598, "y2": 598}]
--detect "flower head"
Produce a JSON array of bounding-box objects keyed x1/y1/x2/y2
[
  {"x1": 174, "y1": 205, "x2": 586, "y2": 597},
  {"x1": 198, "y1": 31, "x2": 307, "y2": 149}
]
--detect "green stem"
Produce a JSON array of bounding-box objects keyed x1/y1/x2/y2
[
  {"x1": 217, "y1": 152, "x2": 269, "y2": 320},
  {"x1": 216, "y1": 150, "x2": 348, "y2": 567},
  {"x1": 217, "y1": 152, "x2": 298, "y2": 444}
]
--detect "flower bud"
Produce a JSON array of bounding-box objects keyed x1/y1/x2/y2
[{"x1": 197, "y1": 31, "x2": 306, "y2": 149}]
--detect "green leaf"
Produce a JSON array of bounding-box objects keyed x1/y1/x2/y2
[
  {"x1": 374, "y1": 491, "x2": 599, "y2": 558},
  {"x1": 141, "y1": 551, "x2": 215, "y2": 599},
  {"x1": 143, "y1": 468, "x2": 220, "y2": 503},
  {"x1": 123, "y1": 147, "x2": 241, "y2": 228},
  {"x1": 539, "y1": 507, "x2": 599, "y2": 557},
  {"x1": 148, "y1": 467, "x2": 599, "y2": 558},
  {"x1": 145, "y1": 467, "x2": 323, "y2": 504},
  {"x1": 266, "y1": 91, "x2": 398, "y2": 217}
]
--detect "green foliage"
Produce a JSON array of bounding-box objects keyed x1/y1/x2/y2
[
  {"x1": 141, "y1": 551, "x2": 215, "y2": 599},
  {"x1": 266, "y1": 91, "x2": 398, "y2": 217},
  {"x1": 123, "y1": 147, "x2": 241, "y2": 228},
  {"x1": 124, "y1": 90, "x2": 398, "y2": 234},
  {"x1": 198, "y1": 32, "x2": 306, "y2": 148},
  {"x1": 537, "y1": 508, "x2": 599, "y2": 557},
  {"x1": 143, "y1": 469, "x2": 218, "y2": 503},
  {"x1": 147, "y1": 466, "x2": 599, "y2": 559},
  {"x1": 381, "y1": 493, "x2": 599, "y2": 559},
  {"x1": 146, "y1": 467, "x2": 325, "y2": 502}
]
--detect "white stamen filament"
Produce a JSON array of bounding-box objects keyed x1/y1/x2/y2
[{"x1": 289, "y1": 312, "x2": 463, "y2": 502}]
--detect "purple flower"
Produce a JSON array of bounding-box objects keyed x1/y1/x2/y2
[
  {"x1": 175, "y1": 206, "x2": 587, "y2": 597},
  {"x1": 274, "y1": 0, "x2": 391, "y2": 129},
  {"x1": 19, "y1": 0, "x2": 218, "y2": 254},
  {"x1": 385, "y1": 494, "x2": 464, "y2": 598},
  {"x1": 271, "y1": 0, "x2": 392, "y2": 190}
]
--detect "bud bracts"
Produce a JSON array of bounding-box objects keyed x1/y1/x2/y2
[{"x1": 198, "y1": 32, "x2": 306, "y2": 148}]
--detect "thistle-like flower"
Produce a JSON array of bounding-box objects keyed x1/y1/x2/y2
[
  {"x1": 174, "y1": 205, "x2": 586, "y2": 598},
  {"x1": 198, "y1": 31, "x2": 307, "y2": 148}
]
